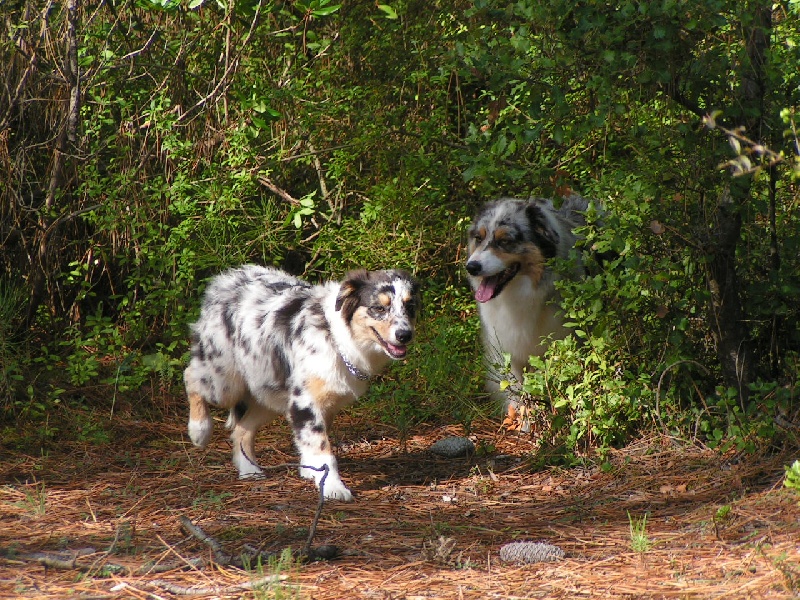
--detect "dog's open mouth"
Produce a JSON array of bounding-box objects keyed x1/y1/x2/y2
[
  {"x1": 371, "y1": 327, "x2": 408, "y2": 359},
  {"x1": 474, "y1": 263, "x2": 520, "y2": 303}
]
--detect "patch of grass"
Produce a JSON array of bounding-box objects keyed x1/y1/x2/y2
[
  {"x1": 784, "y1": 460, "x2": 800, "y2": 497},
  {"x1": 770, "y1": 550, "x2": 800, "y2": 593},
  {"x1": 248, "y1": 547, "x2": 304, "y2": 600},
  {"x1": 192, "y1": 490, "x2": 233, "y2": 510},
  {"x1": 14, "y1": 480, "x2": 47, "y2": 518},
  {"x1": 713, "y1": 504, "x2": 733, "y2": 539},
  {"x1": 628, "y1": 511, "x2": 651, "y2": 555}
]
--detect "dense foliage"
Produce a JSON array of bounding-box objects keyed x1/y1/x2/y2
[{"x1": 1, "y1": 0, "x2": 798, "y2": 458}]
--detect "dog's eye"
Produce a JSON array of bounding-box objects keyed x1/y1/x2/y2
[
  {"x1": 370, "y1": 305, "x2": 388, "y2": 317},
  {"x1": 473, "y1": 233, "x2": 484, "y2": 243}
]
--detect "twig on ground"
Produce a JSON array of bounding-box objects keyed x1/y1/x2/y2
[
  {"x1": 302, "y1": 463, "x2": 329, "y2": 558},
  {"x1": 114, "y1": 575, "x2": 288, "y2": 596},
  {"x1": 136, "y1": 557, "x2": 205, "y2": 575},
  {"x1": 178, "y1": 516, "x2": 233, "y2": 565},
  {"x1": 237, "y1": 441, "x2": 331, "y2": 559},
  {"x1": 18, "y1": 547, "x2": 96, "y2": 571}
]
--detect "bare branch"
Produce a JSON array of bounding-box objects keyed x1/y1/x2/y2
[
  {"x1": 258, "y1": 176, "x2": 301, "y2": 206},
  {"x1": 174, "y1": 0, "x2": 264, "y2": 125}
]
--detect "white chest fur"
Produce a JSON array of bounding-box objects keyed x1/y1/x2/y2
[{"x1": 477, "y1": 275, "x2": 567, "y2": 382}]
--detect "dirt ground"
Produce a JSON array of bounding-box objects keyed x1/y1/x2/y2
[{"x1": 1, "y1": 406, "x2": 799, "y2": 599}]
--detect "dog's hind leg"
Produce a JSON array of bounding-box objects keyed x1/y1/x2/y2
[
  {"x1": 185, "y1": 365, "x2": 214, "y2": 448},
  {"x1": 229, "y1": 401, "x2": 277, "y2": 479},
  {"x1": 187, "y1": 392, "x2": 213, "y2": 448}
]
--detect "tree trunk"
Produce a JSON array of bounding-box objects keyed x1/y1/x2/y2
[
  {"x1": 25, "y1": 0, "x2": 81, "y2": 326},
  {"x1": 704, "y1": 2, "x2": 772, "y2": 405},
  {"x1": 706, "y1": 183, "x2": 751, "y2": 404}
]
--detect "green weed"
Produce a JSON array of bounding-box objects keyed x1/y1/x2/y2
[
  {"x1": 249, "y1": 547, "x2": 304, "y2": 600},
  {"x1": 192, "y1": 490, "x2": 233, "y2": 510},
  {"x1": 784, "y1": 460, "x2": 800, "y2": 497},
  {"x1": 15, "y1": 480, "x2": 47, "y2": 518},
  {"x1": 628, "y1": 512, "x2": 651, "y2": 555}
]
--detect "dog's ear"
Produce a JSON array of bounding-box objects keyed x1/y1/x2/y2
[
  {"x1": 410, "y1": 276, "x2": 423, "y2": 319},
  {"x1": 395, "y1": 271, "x2": 422, "y2": 320},
  {"x1": 336, "y1": 269, "x2": 369, "y2": 323},
  {"x1": 525, "y1": 202, "x2": 559, "y2": 259}
]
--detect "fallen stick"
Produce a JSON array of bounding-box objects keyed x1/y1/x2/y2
[
  {"x1": 178, "y1": 516, "x2": 232, "y2": 565},
  {"x1": 113, "y1": 575, "x2": 289, "y2": 596},
  {"x1": 236, "y1": 448, "x2": 333, "y2": 560},
  {"x1": 2, "y1": 547, "x2": 96, "y2": 571}
]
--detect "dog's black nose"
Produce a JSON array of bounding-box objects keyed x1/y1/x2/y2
[
  {"x1": 466, "y1": 260, "x2": 482, "y2": 276},
  {"x1": 395, "y1": 329, "x2": 413, "y2": 344}
]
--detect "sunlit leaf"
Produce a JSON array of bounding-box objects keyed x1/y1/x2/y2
[{"x1": 377, "y1": 4, "x2": 398, "y2": 19}]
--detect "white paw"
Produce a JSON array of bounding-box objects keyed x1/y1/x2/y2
[
  {"x1": 321, "y1": 477, "x2": 353, "y2": 502},
  {"x1": 188, "y1": 418, "x2": 213, "y2": 448},
  {"x1": 299, "y1": 465, "x2": 316, "y2": 480},
  {"x1": 299, "y1": 465, "x2": 353, "y2": 501},
  {"x1": 234, "y1": 451, "x2": 264, "y2": 479}
]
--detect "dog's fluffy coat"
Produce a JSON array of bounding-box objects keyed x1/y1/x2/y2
[
  {"x1": 465, "y1": 195, "x2": 590, "y2": 394},
  {"x1": 184, "y1": 265, "x2": 420, "y2": 501}
]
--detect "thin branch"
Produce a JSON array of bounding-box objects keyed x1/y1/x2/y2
[
  {"x1": 303, "y1": 464, "x2": 329, "y2": 557},
  {"x1": 278, "y1": 142, "x2": 358, "y2": 162},
  {"x1": 120, "y1": 29, "x2": 159, "y2": 61},
  {"x1": 236, "y1": 441, "x2": 330, "y2": 559},
  {"x1": 178, "y1": 516, "x2": 232, "y2": 565},
  {"x1": 118, "y1": 575, "x2": 289, "y2": 596},
  {"x1": 3, "y1": 547, "x2": 96, "y2": 571},
  {"x1": 258, "y1": 176, "x2": 301, "y2": 206},
  {"x1": 174, "y1": 0, "x2": 264, "y2": 125}
]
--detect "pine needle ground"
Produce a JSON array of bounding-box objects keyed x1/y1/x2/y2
[{"x1": 1, "y1": 409, "x2": 798, "y2": 599}]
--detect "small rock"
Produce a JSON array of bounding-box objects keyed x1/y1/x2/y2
[
  {"x1": 499, "y1": 541, "x2": 565, "y2": 564},
  {"x1": 310, "y1": 544, "x2": 339, "y2": 560},
  {"x1": 430, "y1": 436, "x2": 475, "y2": 458}
]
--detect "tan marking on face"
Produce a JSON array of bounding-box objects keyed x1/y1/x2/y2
[
  {"x1": 493, "y1": 227, "x2": 511, "y2": 242},
  {"x1": 469, "y1": 226, "x2": 487, "y2": 254},
  {"x1": 518, "y1": 242, "x2": 546, "y2": 285},
  {"x1": 378, "y1": 293, "x2": 391, "y2": 307},
  {"x1": 351, "y1": 306, "x2": 393, "y2": 348}
]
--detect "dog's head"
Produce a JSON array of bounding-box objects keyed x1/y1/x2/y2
[
  {"x1": 465, "y1": 198, "x2": 561, "y2": 303},
  {"x1": 335, "y1": 269, "x2": 421, "y2": 359}
]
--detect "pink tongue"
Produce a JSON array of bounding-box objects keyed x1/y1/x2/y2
[
  {"x1": 387, "y1": 343, "x2": 407, "y2": 358},
  {"x1": 475, "y1": 277, "x2": 498, "y2": 303}
]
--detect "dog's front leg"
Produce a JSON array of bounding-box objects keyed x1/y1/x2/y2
[{"x1": 288, "y1": 386, "x2": 353, "y2": 502}]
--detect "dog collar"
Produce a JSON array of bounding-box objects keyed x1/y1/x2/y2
[{"x1": 339, "y1": 352, "x2": 370, "y2": 381}]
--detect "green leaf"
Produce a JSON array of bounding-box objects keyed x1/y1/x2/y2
[
  {"x1": 377, "y1": 4, "x2": 398, "y2": 19},
  {"x1": 311, "y1": 4, "x2": 341, "y2": 17}
]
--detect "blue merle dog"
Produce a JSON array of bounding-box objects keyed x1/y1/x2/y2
[{"x1": 184, "y1": 265, "x2": 420, "y2": 501}]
